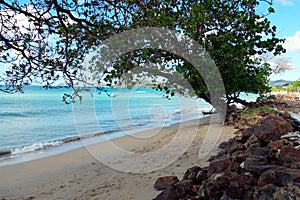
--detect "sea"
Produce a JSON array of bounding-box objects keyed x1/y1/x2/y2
[{"x1": 0, "y1": 86, "x2": 258, "y2": 166}]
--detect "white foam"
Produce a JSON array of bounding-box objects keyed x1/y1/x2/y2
[{"x1": 11, "y1": 141, "x2": 63, "y2": 155}]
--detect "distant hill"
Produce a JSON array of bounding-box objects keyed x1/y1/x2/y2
[{"x1": 269, "y1": 79, "x2": 294, "y2": 88}]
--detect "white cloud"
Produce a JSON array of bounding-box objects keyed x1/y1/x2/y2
[
  {"x1": 276, "y1": 0, "x2": 294, "y2": 5},
  {"x1": 283, "y1": 31, "x2": 300, "y2": 53}
]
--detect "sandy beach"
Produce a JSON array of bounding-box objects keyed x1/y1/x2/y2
[{"x1": 0, "y1": 117, "x2": 236, "y2": 200}]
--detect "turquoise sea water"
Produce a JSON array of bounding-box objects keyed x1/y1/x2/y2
[{"x1": 0, "y1": 86, "x2": 214, "y2": 163}]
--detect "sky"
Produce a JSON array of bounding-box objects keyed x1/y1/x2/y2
[{"x1": 258, "y1": 0, "x2": 300, "y2": 81}]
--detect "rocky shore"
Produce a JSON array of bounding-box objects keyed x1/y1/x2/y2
[{"x1": 153, "y1": 110, "x2": 300, "y2": 199}]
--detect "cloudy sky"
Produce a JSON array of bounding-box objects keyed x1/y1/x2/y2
[{"x1": 260, "y1": 0, "x2": 300, "y2": 80}]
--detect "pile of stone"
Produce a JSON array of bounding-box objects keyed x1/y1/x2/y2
[{"x1": 153, "y1": 112, "x2": 300, "y2": 199}]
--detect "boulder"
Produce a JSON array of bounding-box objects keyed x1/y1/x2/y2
[
  {"x1": 0, "y1": 149, "x2": 11, "y2": 156},
  {"x1": 248, "y1": 165, "x2": 281, "y2": 177},
  {"x1": 182, "y1": 166, "x2": 201, "y2": 182},
  {"x1": 244, "y1": 155, "x2": 268, "y2": 171},
  {"x1": 254, "y1": 184, "x2": 277, "y2": 200},
  {"x1": 153, "y1": 176, "x2": 179, "y2": 190},
  {"x1": 242, "y1": 116, "x2": 293, "y2": 143},
  {"x1": 208, "y1": 158, "x2": 231, "y2": 176},
  {"x1": 277, "y1": 146, "x2": 300, "y2": 166},
  {"x1": 258, "y1": 167, "x2": 300, "y2": 187},
  {"x1": 195, "y1": 168, "x2": 208, "y2": 184},
  {"x1": 153, "y1": 180, "x2": 193, "y2": 200}
]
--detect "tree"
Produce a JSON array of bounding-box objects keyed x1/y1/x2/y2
[
  {"x1": 287, "y1": 81, "x2": 300, "y2": 93},
  {"x1": 0, "y1": 0, "x2": 285, "y2": 109},
  {"x1": 258, "y1": 53, "x2": 293, "y2": 74}
]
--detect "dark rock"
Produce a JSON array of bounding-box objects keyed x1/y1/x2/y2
[
  {"x1": 201, "y1": 179, "x2": 219, "y2": 198},
  {"x1": 278, "y1": 146, "x2": 300, "y2": 166},
  {"x1": 218, "y1": 140, "x2": 231, "y2": 149},
  {"x1": 254, "y1": 184, "x2": 277, "y2": 200},
  {"x1": 258, "y1": 167, "x2": 300, "y2": 187},
  {"x1": 153, "y1": 180, "x2": 193, "y2": 200},
  {"x1": 195, "y1": 168, "x2": 208, "y2": 184},
  {"x1": 245, "y1": 134, "x2": 259, "y2": 148},
  {"x1": 154, "y1": 175, "x2": 179, "y2": 190},
  {"x1": 191, "y1": 185, "x2": 199, "y2": 194},
  {"x1": 225, "y1": 182, "x2": 244, "y2": 199},
  {"x1": 207, "y1": 149, "x2": 227, "y2": 162},
  {"x1": 242, "y1": 116, "x2": 293, "y2": 143},
  {"x1": 231, "y1": 150, "x2": 252, "y2": 163},
  {"x1": 273, "y1": 184, "x2": 300, "y2": 200},
  {"x1": 172, "y1": 180, "x2": 193, "y2": 198},
  {"x1": 290, "y1": 162, "x2": 300, "y2": 169},
  {"x1": 268, "y1": 140, "x2": 286, "y2": 150},
  {"x1": 183, "y1": 166, "x2": 201, "y2": 182},
  {"x1": 247, "y1": 145, "x2": 270, "y2": 157},
  {"x1": 215, "y1": 173, "x2": 230, "y2": 191},
  {"x1": 228, "y1": 141, "x2": 246, "y2": 154},
  {"x1": 208, "y1": 158, "x2": 231, "y2": 176},
  {"x1": 258, "y1": 169, "x2": 280, "y2": 187},
  {"x1": 197, "y1": 185, "x2": 205, "y2": 198},
  {"x1": 248, "y1": 165, "x2": 281, "y2": 177},
  {"x1": 0, "y1": 149, "x2": 11, "y2": 156},
  {"x1": 153, "y1": 187, "x2": 179, "y2": 200},
  {"x1": 244, "y1": 155, "x2": 268, "y2": 171},
  {"x1": 152, "y1": 111, "x2": 300, "y2": 200},
  {"x1": 255, "y1": 116, "x2": 293, "y2": 143},
  {"x1": 230, "y1": 174, "x2": 257, "y2": 187}
]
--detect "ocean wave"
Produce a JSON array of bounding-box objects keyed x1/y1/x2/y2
[{"x1": 11, "y1": 141, "x2": 63, "y2": 155}]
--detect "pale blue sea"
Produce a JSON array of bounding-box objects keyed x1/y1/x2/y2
[{"x1": 0, "y1": 86, "x2": 225, "y2": 164}]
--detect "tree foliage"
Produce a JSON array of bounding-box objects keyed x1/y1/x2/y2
[
  {"x1": 287, "y1": 81, "x2": 300, "y2": 93},
  {"x1": 0, "y1": 0, "x2": 286, "y2": 106}
]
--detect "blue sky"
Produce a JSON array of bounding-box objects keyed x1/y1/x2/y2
[{"x1": 259, "y1": 0, "x2": 300, "y2": 81}]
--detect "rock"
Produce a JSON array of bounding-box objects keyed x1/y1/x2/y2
[
  {"x1": 248, "y1": 165, "x2": 281, "y2": 177},
  {"x1": 281, "y1": 131, "x2": 300, "y2": 145},
  {"x1": 208, "y1": 158, "x2": 231, "y2": 176},
  {"x1": 218, "y1": 140, "x2": 231, "y2": 149},
  {"x1": 191, "y1": 185, "x2": 199, "y2": 194},
  {"x1": 0, "y1": 149, "x2": 11, "y2": 156},
  {"x1": 200, "y1": 179, "x2": 220, "y2": 198},
  {"x1": 195, "y1": 168, "x2": 208, "y2": 184},
  {"x1": 247, "y1": 144, "x2": 270, "y2": 157},
  {"x1": 152, "y1": 111, "x2": 300, "y2": 200},
  {"x1": 153, "y1": 187, "x2": 179, "y2": 200},
  {"x1": 154, "y1": 176, "x2": 179, "y2": 190},
  {"x1": 215, "y1": 173, "x2": 230, "y2": 191},
  {"x1": 243, "y1": 116, "x2": 293, "y2": 143},
  {"x1": 225, "y1": 182, "x2": 244, "y2": 199},
  {"x1": 153, "y1": 180, "x2": 193, "y2": 200},
  {"x1": 183, "y1": 166, "x2": 201, "y2": 182},
  {"x1": 273, "y1": 184, "x2": 300, "y2": 200},
  {"x1": 254, "y1": 184, "x2": 277, "y2": 200},
  {"x1": 278, "y1": 146, "x2": 300, "y2": 166},
  {"x1": 230, "y1": 174, "x2": 257, "y2": 187},
  {"x1": 290, "y1": 162, "x2": 300, "y2": 169},
  {"x1": 245, "y1": 134, "x2": 259, "y2": 148},
  {"x1": 172, "y1": 180, "x2": 193, "y2": 198},
  {"x1": 258, "y1": 167, "x2": 300, "y2": 187},
  {"x1": 228, "y1": 141, "x2": 246, "y2": 154},
  {"x1": 231, "y1": 150, "x2": 252, "y2": 164},
  {"x1": 268, "y1": 139, "x2": 288, "y2": 150},
  {"x1": 244, "y1": 155, "x2": 268, "y2": 171}
]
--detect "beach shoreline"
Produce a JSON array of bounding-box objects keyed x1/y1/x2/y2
[{"x1": 0, "y1": 116, "x2": 236, "y2": 199}]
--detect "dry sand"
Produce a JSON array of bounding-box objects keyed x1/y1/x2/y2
[{"x1": 0, "y1": 117, "x2": 236, "y2": 200}]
